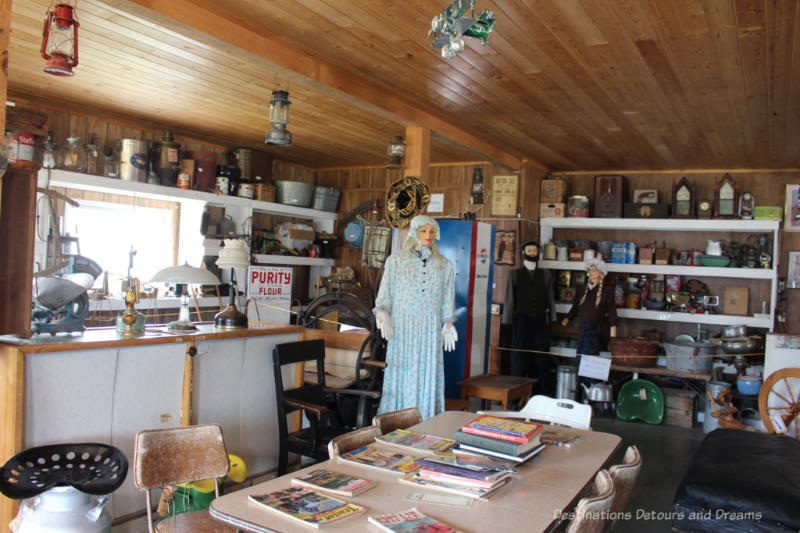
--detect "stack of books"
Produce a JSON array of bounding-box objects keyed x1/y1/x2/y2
[
  {"x1": 453, "y1": 414, "x2": 546, "y2": 463},
  {"x1": 399, "y1": 453, "x2": 517, "y2": 499}
]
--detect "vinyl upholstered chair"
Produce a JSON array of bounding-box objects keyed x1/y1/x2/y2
[
  {"x1": 564, "y1": 469, "x2": 615, "y2": 533},
  {"x1": 478, "y1": 395, "x2": 592, "y2": 430},
  {"x1": 372, "y1": 407, "x2": 423, "y2": 434},
  {"x1": 609, "y1": 445, "x2": 642, "y2": 515},
  {"x1": 133, "y1": 424, "x2": 236, "y2": 533},
  {"x1": 328, "y1": 425, "x2": 382, "y2": 457}
]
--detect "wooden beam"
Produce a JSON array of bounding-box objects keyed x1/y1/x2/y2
[
  {"x1": 121, "y1": 0, "x2": 524, "y2": 170},
  {"x1": 0, "y1": 346, "x2": 24, "y2": 528},
  {"x1": 0, "y1": 163, "x2": 37, "y2": 338},
  {"x1": 404, "y1": 127, "x2": 430, "y2": 181}
]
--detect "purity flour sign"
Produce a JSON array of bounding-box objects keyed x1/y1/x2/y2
[{"x1": 248, "y1": 266, "x2": 293, "y2": 312}]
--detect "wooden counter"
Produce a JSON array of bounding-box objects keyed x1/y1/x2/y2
[{"x1": 0, "y1": 323, "x2": 306, "y2": 526}]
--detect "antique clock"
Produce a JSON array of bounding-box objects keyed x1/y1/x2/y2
[
  {"x1": 594, "y1": 175, "x2": 627, "y2": 218},
  {"x1": 713, "y1": 173, "x2": 739, "y2": 219},
  {"x1": 697, "y1": 200, "x2": 712, "y2": 218},
  {"x1": 671, "y1": 177, "x2": 695, "y2": 218}
]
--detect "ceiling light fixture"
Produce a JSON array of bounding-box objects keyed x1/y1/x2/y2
[
  {"x1": 265, "y1": 89, "x2": 292, "y2": 146},
  {"x1": 429, "y1": 0, "x2": 495, "y2": 60},
  {"x1": 40, "y1": 2, "x2": 80, "y2": 76},
  {"x1": 386, "y1": 135, "x2": 406, "y2": 168}
]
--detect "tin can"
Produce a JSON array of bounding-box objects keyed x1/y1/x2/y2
[
  {"x1": 117, "y1": 139, "x2": 148, "y2": 182},
  {"x1": 626, "y1": 242, "x2": 637, "y2": 264},
  {"x1": 215, "y1": 176, "x2": 230, "y2": 195},
  {"x1": 16, "y1": 132, "x2": 35, "y2": 162},
  {"x1": 237, "y1": 181, "x2": 255, "y2": 199},
  {"x1": 177, "y1": 172, "x2": 191, "y2": 189},
  {"x1": 567, "y1": 195, "x2": 590, "y2": 217}
]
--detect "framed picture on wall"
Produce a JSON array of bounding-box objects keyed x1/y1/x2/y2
[
  {"x1": 785, "y1": 185, "x2": 800, "y2": 231},
  {"x1": 494, "y1": 230, "x2": 516, "y2": 265}
]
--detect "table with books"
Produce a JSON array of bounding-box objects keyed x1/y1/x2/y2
[{"x1": 209, "y1": 411, "x2": 621, "y2": 532}]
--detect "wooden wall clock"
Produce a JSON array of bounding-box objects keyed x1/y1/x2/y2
[
  {"x1": 713, "y1": 173, "x2": 739, "y2": 219},
  {"x1": 671, "y1": 177, "x2": 695, "y2": 218}
]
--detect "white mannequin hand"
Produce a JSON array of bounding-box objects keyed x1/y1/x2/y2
[
  {"x1": 442, "y1": 323, "x2": 457, "y2": 352},
  {"x1": 376, "y1": 309, "x2": 392, "y2": 340}
]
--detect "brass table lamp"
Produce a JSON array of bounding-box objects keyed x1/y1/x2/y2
[{"x1": 214, "y1": 238, "x2": 251, "y2": 329}]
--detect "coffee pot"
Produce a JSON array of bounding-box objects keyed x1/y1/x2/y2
[{"x1": 153, "y1": 131, "x2": 181, "y2": 186}]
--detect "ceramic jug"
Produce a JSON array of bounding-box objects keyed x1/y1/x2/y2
[{"x1": 706, "y1": 240, "x2": 723, "y2": 256}]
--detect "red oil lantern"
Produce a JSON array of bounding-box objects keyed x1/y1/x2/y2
[{"x1": 40, "y1": 3, "x2": 79, "y2": 76}]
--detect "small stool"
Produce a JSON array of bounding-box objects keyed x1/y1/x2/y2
[
  {"x1": 458, "y1": 374, "x2": 537, "y2": 410},
  {"x1": 445, "y1": 397, "x2": 471, "y2": 411}
]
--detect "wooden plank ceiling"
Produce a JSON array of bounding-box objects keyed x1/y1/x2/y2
[{"x1": 6, "y1": 0, "x2": 800, "y2": 171}]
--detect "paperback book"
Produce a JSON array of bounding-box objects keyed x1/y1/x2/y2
[
  {"x1": 376, "y1": 428, "x2": 456, "y2": 454},
  {"x1": 456, "y1": 442, "x2": 546, "y2": 464},
  {"x1": 339, "y1": 444, "x2": 421, "y2": 475},
  {"x1": 368, "y1": 507, "x2": 465, "y2": 532},
  {"x1": 399, "y1": 471, "x2": 514, "y2": 500},
  {"x1": 461, "y1": 415, "x2": 543, "y2": 444},
  {"x1": 413, "y1": 453, "x2": 515, "y2": 480},
  {"x1": 453, "y1": 429, "x2": 541, "y2": 455},
  {"x1": 291, "y1": 468, "x2": 377, "y2": 496},
  {"x1": 248, "y1": 487, "x2": 365, "y2": 528}
]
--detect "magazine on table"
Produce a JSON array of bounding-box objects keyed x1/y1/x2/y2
[
  {"x1": 339, "y1": 443, "x2": 421, "y2": 475},
  {"x1": 291, "y1": 468, "x2": 377, "y2": 496},
  {"x1": 376, "y1": 428, "x2": 457, "y2": 454},
  {"x1": 539, "y1": 430, "x2": 583, "y2": 448},
  {"x1": 461, "y1": 415, "x2": 543, "y2": 443},
  {"x1": 368, "y1": 507, "x2": 465, "y2": 532},
  {"x1": 413, "y1": 453, "x2": 516, "y2": 480},
  {"x1": 456, "y1": 442, "x2": 546, "y2": 463},
  {"x1": 248, "y1": 486, "x2": 365, "y2": 528},
  {"x1": 398, "y1": 471, "x2": 515, "y2": 501}
]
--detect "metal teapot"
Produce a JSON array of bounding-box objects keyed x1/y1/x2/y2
[{"x1": 581, "y1": 382, "x2": 613, "y2": 402}]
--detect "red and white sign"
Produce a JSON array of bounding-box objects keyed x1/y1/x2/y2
[{"x1": 248, "y1": 266, "x2": 292, "y2": 308}]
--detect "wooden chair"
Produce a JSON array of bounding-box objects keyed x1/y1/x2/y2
[
  {"x1": 609, "y1": 445, "x2": 642, "y2": 515},
  {"x1": 328, "y1": 425, "x2": 382, "y2": 457},
  {"x1": 564, "y1": 469, "x2": 615, "y2": 533},
  {"x1": 478, "y1": 395, "x2": 592, "y2": 430},
  {"x1": 372, "y1": 407, "x2": 423, "y2": 434},
  {"x1": 133, "y1": 424, "x2": 236, "y2": 533}
]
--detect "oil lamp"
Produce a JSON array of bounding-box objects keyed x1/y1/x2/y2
[
  {"x1": 386, "y1": 135, "x2": 406, "y2": 168},
  {"x1": 40, "y1": 3, "x2": 79, "y2": 77},
  {"x1": 265, "y1": 89, "x2": 292, "y2": 146}
]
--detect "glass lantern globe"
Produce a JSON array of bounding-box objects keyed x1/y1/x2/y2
[
  {"x1": 265, "y1": 89, "x2": 292, "y2": 146},
  {"x1": 40, "y1": 3, "x2": 79, "y2": 76},
  {"x1": 386, "y1": 135, "x2": 406, "y2": 167}
]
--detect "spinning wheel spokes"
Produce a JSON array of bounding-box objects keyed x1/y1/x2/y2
[{"x1": 758, "y1": 368, "x2": 800, "y2": 441}]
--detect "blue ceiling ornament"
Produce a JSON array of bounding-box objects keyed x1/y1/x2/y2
[{"x1": 429, "y1": 0, "x2": 496, "y2": 59}]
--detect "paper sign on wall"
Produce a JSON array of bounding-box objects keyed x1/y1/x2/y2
[
  {"x1": 248, "y1": 266, "x2": 293, "y2": 310},
  {"x1": 578, "y1": 355, "x2": 612, "y2": 381},
  {"x1": 428, "y1": 193, "x2": 444, "y2": 213}
]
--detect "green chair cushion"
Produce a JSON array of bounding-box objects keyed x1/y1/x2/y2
[{"x1": 616, "y1": 379, "x2": 664, "y2": 424}]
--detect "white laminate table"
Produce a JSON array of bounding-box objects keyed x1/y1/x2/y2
[{"x1": 209, "y1": 411, "x2": 622, "y2": 532}]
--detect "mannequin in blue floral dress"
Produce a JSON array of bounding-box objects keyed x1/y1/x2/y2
[{"x1": 374, "y1": 215, "x2": 457, "y2": 420}]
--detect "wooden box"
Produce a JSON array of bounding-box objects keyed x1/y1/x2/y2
[
  {"x1": 723, "y1": 287, "x2": 749, "y2": 316},
  {"x1": 540, "y1": 178, "x2": 568, "y2": 203},
  {"x1": 594, "y1": 175, "x2": 627, "y2": 218},
  {"x1": 662, "y1": 388, "x2": 697, "y2": 428},
  {"x1": 540, "y1": 202, "x2": 565, "y2": 217},
  {"x1": 623, "y1": 202, "x2": 670, "y2": 218},
  {"x1": 638, "y1": 247, "x2": 655, "y2": 265},
  {"x1": 655, "y1": 248, "x2": 672, "y2": 265}
]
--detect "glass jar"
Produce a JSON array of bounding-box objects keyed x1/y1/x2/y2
[
  {"x1": 103, "y1": 145, "x2": 119, "y2": 178},
  {"x1": 59, "y1": 136, "x2": 86, "y2": 172},
  {"x1": 84, "y1": 133, "x2": 101, "y2": 175},
  {"x1": 39, "y1": 132, "x2": 58, "y2": 169}
]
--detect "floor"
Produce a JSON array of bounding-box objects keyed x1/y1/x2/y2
[{"x1": 112, "y1": 418, "x2": 707, "y2": 533}]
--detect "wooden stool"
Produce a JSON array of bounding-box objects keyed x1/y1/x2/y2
[{"x1": 457, "y1": 374, "x2": 537, "y2": 410}]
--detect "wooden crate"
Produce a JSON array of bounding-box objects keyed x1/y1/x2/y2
[{"x1": 662, "y1": 387, "x2": 697, "y2": 428}]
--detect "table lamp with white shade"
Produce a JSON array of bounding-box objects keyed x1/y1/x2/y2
[
  {"x1": 214, "y1": 238, "x2": 250, "y2": 329},
  {"x1": 150, "y1": 264, "x2": 221, "y2": 331}
]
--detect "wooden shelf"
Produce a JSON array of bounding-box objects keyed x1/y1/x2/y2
[
  {"x1": 539, "y1": 217, "x2": 779, "y2": 233},
  {"x1": 540, "y1": 260, "x2": 774, "y2": 279},
  {"x1": 609, "y1": 364, "x2": 712, "y2": 381},
  {"x1": 253, "y1": 254, "x2": 335, "y2": 266},
  {"x1": 553, "y1": 302, "x2": 772, "y2": 328}
]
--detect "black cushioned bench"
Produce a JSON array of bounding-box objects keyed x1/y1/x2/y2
[{"x1": 673, "y1": 428, "x2": 800, "y2": 532}]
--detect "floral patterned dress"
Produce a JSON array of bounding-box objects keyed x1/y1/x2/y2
[{"x1": 374, "y1": 246, "x2": 455, "y2": 420}]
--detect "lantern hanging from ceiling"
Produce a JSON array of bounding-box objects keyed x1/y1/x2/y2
[
  {"x1": 40, "y1": 3, "x2": 79, "y2": 76},
  {"x1": 265, "y1": 89, "x2": 292, "y2": 146},
  {"x1": 386, "y1": 135, "x2": 406, "y2": 168}
]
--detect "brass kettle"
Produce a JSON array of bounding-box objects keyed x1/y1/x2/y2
[{"x1": 153, "y1": 131, "x2": 182, "y2": 186}]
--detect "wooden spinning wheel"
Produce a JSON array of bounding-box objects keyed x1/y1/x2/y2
[{"x1": 758, "y1": 368, "x2": 800, "y2": 441}]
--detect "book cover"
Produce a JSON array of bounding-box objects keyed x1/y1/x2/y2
[
  {"x1": 248, "y1": 487, "x2": 365, "y2": 528},
  {"x1": 368, "y1": 507, "x2": 465, "y2": 532},
  {"x1": 412, "y1": 454, "x2": 515, "y2": 481},
  {"x1": 399, "y1": 472, "x2": 514, "y2": 501},
  {"x1": 453, "y1": 429, "x2": 541, "y2": 455},
  {"x1": 461, "y1": 415, "x2": 543, "y2": 443},
  {"x1": 376, "y1": 428, "x2": 456, "y2": 454},
  {"x1": 339, "y1": 444, "x2": 421, "y2": 475},
  {"x1": 417, "y1": 467, "x2": 510, "y2": 490},
  {"x1": 291, "y1": 468, "x2": 377, "y2": 497},
  {"x1": 456, "y1": 442, "x2": 546, "y2": 464}
]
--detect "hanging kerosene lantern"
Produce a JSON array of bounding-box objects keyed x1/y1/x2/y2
[
  {"x1": 265, "y1": 89, "x2": 292, "y2": 146},
  {"x1": 40, "y1": 2, "x2": 79, "y2": 76},
  {"x1": 386, "y1": 135, "x2": 406, "y2": 168}
]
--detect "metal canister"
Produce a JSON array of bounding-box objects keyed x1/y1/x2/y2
[
  {"x1": 556, "y1": 365, "x2": 578, "y2": 400},
  {"x1": 567, "y1": 195, "x2": 590, "y2": 217},
  {"x1": 117, "y1": 139, "x2": 148, "y2": 182}
]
